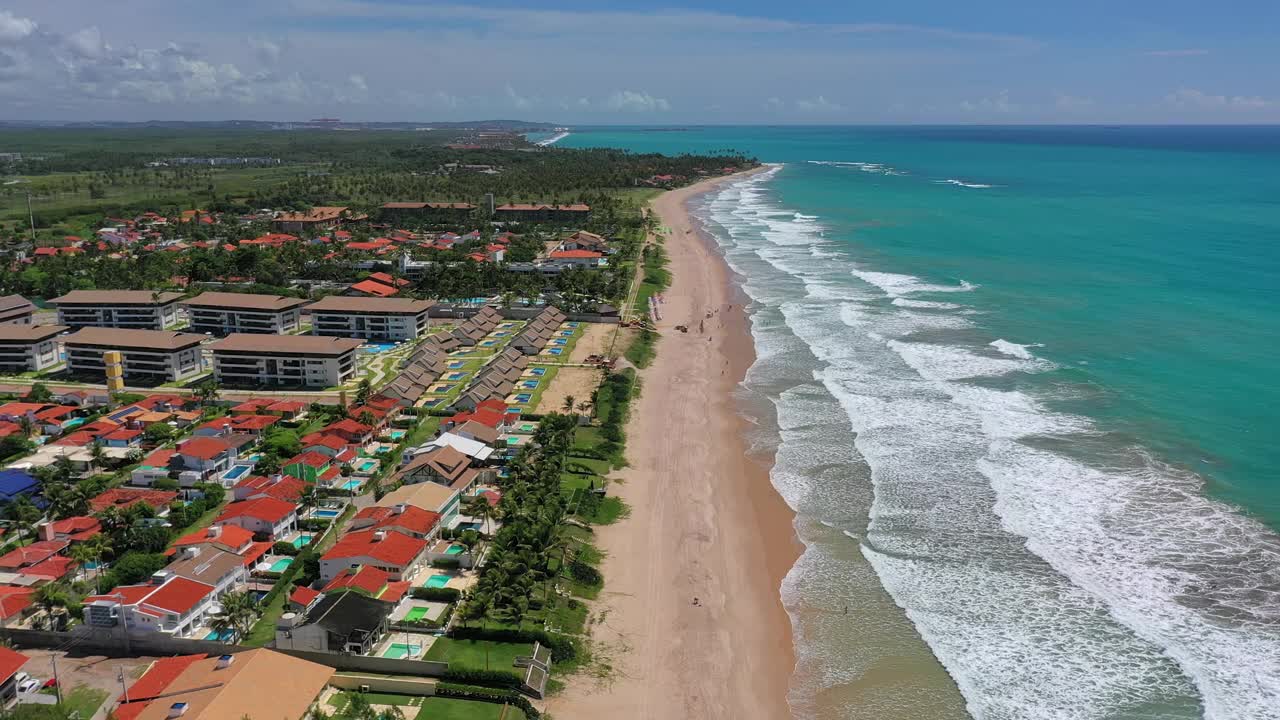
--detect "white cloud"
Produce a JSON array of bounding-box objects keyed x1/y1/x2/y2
[
  {"x1": 605, "y1": 90, "x2": 670, "y2": 112},
  {"x1": 0, "y1": 11, "x2": 36, "y2": 43},
  {"x1": 65, "y1": 26, "x2": 105, "y2": 59},
  {"x1": 1143, "y1": 49, "x2": 1209, "y2": 57},
  {"x1": 249, "y1": 37, "x2": 282, "y2": 65},
  {"x1": 1054, "y1": 93, "x2": 1094, "y2": 110},
  {"x1": 960, "y1": 89, "x2": 1016, "y2": 113},
  {"x1": 505, "y1": 84, "x2": 533, "y2": 109},
  {"x1": 796, "y1": 95, "x2": 842, "y2": 112},
  {"x1": 1165, "y1": 87, "x2": 1272, "y2": 110}
]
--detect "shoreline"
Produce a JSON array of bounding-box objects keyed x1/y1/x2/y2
[{"x1": 549, "y1": 167, "x2": 801, "y2": 719}]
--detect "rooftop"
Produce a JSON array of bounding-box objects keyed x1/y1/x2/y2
[
  {"x1": 306, "y1": 295, "x2": 434, "y2": 314},
  {"x1": 182, "y1": 292, "x2": 310, "y2": 311},
  {"x1": 210, "y1": 334, "x2": 364, "y2": 356},
  {"x1": 62, "y1": 327, "x2": 206, "y2": 351},
  {"x1": 50, "y1": 290, "x2": 183, "y2": 306}
]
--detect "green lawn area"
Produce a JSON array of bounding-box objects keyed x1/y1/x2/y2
[
  {"x1": 59, "y1": 685, "x2": 110, "y2": 720},
  {"x1": 415, "y1": 697, "x2": 524, "y2": 720},
  {"x1": 422, "y1": 638, "x2": 530, "y2": 671}
]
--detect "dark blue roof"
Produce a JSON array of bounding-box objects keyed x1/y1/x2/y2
[{"x1": 0, "y1": 469, "x2": 38, "y2": 499}]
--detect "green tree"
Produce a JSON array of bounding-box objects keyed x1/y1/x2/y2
[
  {"x1": 25, "y1": 383, "x2": 53, "y2": 403},
  {"x1": 208, "y1": 590, "x2": 257, "y2": 641}
]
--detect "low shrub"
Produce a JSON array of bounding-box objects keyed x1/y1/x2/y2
[
  {"x1": 410, "y1": 586, "x2": 461, "y2": 603},
  {"x1": 434, "y1": 683, "x2": 540, "y2": 719},
  {"x1": 272, "y1": 541, "x2": 300, "y2": 556},
  {"x1": 448, "y1": 626, "x2": 578, "y2": 663},
  {"x1": 440, "y1": 669, "x2": 523, "y2": 690}
]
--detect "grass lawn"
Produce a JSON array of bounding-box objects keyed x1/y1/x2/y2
[
  {"x1": 329, "y1": 691, "x2": 424, "y2": 712},
  {"x1": 422, "y1": 637, "x2": 530, "y2": 671},
  {"x1": 59, "y1": 685, "x2": 110, "y2": 719},
  {"x1": 415, "y1": 697, "x2": 524, "y2": 720}
]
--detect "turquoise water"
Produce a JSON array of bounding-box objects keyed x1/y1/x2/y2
[
  {"x1": 290, "y1": 534, "x2": 314, "y2": 549},
  {"x1": 422, "y1": 574, "x2": 451, "y2": 588},
  {"x1": 566, "y1": 127, "x2": 1280, "y2": 719},
  {"x1": 444, "y1": 544, "x2": 464, "y2": 556},
  {"x1": 268, "y1": 557, "x2": 292, "y2": 573},
  {"x1": 311, "y1": 509, "x2": 340, "y2": 519}
]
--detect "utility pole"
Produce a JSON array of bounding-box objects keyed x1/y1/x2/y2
[
  {"x1": 50, "y1": 653, "x2": 63, "y2": 704},
  {"x1": 25, "y1": 190, "x2": 35, "y2": 243},
  {"x1": 118, "y1": 666, "x2": 129, "y2": 703}
]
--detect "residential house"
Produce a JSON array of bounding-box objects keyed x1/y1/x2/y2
[
  {"x1": 110, "y1": 649, "x2": 334, "y2": 720},
  {"x1": 214, "y1": 498, "x2": 298, "y2": 539},
  {"x1": 82, "y1": 573, "x2": 215, "y2": 636},
  {"x1": 173, "y1": 435, "x2": 253, "y2": 487},
  {"x1": 0, "y1": 646, "x2": 30, "y2": 707},
  {"x1": 164, "y1": 546, "x2": 247, "y2": 600},
  {"x1": 283, "y1": 451, "x2": 340, "y2": 485},
  {"x1": 274, "y1": 590, "x2": 392, "y2": 655},
  {"x1": 318, "y1": 528, "x2": 427, "y2": 582},
  {"x1": 88, "y1": 487, "x2": 176, "y2": 515},
  {"x1": 349, "y1": 503, "x2": 441, "y2": 540}
]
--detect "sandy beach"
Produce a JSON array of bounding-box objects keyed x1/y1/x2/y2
[{"x1": 549, "y1": 168, "x2": 800, "y2": 719}]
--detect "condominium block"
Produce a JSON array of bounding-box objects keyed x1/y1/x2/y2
[
  {"x1": 209, "y1": 334, "x2": 362, "y2": 388},
  {"x1": 50, "y1": 290, "x2": 183, "y2": 330},
  {"x1": 182, "y1": 292, "x2": 309, "y2": 336},
  {"x1": 62, "y1": 328, "x2": 205, "y2": 383},
  {"x1": 0, "y1": 324, "x2": 66, "y2": 373},
  {"x1": 306, "y1": 296, "x2": 434, "y2": 342}
]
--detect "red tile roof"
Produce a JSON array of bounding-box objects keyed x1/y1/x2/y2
[
  {"x1": 550, "y1": 249, "x2": 603, "y2": 259},
  {"x1": 300, "y1": 433, "x2": 348, "y2": 452},
  {"x1": 354, "y1": 504, "x2": 441, "y2": 537},
  {"x1": 368, "y1": 272, "x2": 410, "y2": 287},
  {"x1": 23, "y1": 554, "x2": 77, "y2": 579},
  {"x1": 118, "y1": 654, "x2": 205, "y2": 702},
  {"x1": 0, "y1": 646, "x2": 29, "y2": 684},
  {"x1": 325, "y1": 418, "x2": 372, "y2": 437},
  {"x1": 0, "y1": 587, "x2": 34, "y2": 620},
  {"x1": 233, "y1": 474, "x2": 307, "y2": 503},
  {"x1": 323, "y1": 565, "x2": 390, "y2": 595},
  {"x1": 379, "y1": 580, "x2": 411, "y2": 604},
  {"x1": 348, "y1": 279, "x2": 398, "y2": 297},
  {"x1": 48, "y1": 515, "x2": 101, "y2": 542},
  {"x1": 285, "y1": 451, "x2": 330, "y2": 469},
  {"x1": 140, "y1": 448, "x2": 176, "y2": 467},
  {"x1": 289, "y1": 586, "x2": 321, "y2": 608},
  {"x1": 89, "y1": 488, "x2": 177, "y2": 514},
  {"x1": 170, "y1": 524, "x2": 255, "y2": 552},
  {"x1": 0, "y1": 540, "x2": 68, "y2": 569},
  {"x1": 322, "y1": 529, "x2": 426, "y2": 567},
  {"x1": 178, "y1": 436, "x2": 234, "y2": 460},
  {"x1": 216, "y1": 497, "x2": 297, "y2": 525},
  {"x1": 138, "y1": 577, "x2": 213, "y2": 614}
]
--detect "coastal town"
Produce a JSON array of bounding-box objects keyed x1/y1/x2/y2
[{"x1": 0, "y1": 136, "x2": 758, "y2": 720}]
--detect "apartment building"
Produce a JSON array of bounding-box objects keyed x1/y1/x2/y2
[
  {"x1": 306, "y1": 296, "x2": 434, "y2": 341},
  {"x1": 0, "y1": 324, "x2": 66, "y2": 373},
  {"x1": 62, "y1": 327, "x2": 205, "y2": 383},
  {"x1": 0, "y1": 295, "x2": 35, "y2": 325},
  {"x1": 209, "y1": 334, "x2": 362, "y2": 387},
  {"x1": 49, "y1": 290, "x2": 183, "y2": 330},
  {"x1": 182, "y1": 292, "x2": 309, "y2": 335}
]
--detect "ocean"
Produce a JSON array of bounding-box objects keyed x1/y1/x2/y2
[{"x1": 562, "y1": 127, "x2": 1280, "y2": 720}]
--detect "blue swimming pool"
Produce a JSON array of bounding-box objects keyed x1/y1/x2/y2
[
  {"x1": 520, "y1": 380, "x2": 538, "y2": 389},
  {"x1": 360, "y1": 342, "x2": 397, "y2": 354},
  {"x1": 529, "y1": 368, "x2": 547, "y2": 376},
  {"x1": 291, "y1": 534, "x2": 315, "y2": 549},
  {"x1": 224, "y1": 465, "x2": 251, "y2": 481},
  {"x1": 312, "y1": 509, "x2": 341, "y2": 519},
  {"x1": 204, "y1": 628, "x2": 236, "y2": 641},
  {"x1": 546, "y1": 348, "x2": 565, "y2": 356},
  {"x1": 447, "y1": 360, "x2": 465, "y2": 368},
  {"x1": 340, "y1": 479, "x2": 363, "y2": 491},
  {"x1": 551, "y1": 339, "x2": 568, "y2": 346},
  {"x1": 445, "y1": 372, "x2": 466, "y2": 380},
  {"x1": 513, "y1": 393, "x2": 533, "y2": 403}
]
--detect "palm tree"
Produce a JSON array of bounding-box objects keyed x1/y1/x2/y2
[
  {"x1": 194, "y1": 379, "x2": 220, "y2": 408},
  {"x1": 561, "y1": 394, "x2": 576, "y2": 414},
  {"x1": 70, "y1": 535, "x2": 112, "y2": 594},
  {"x1": 462, "y1": 495, "x2": 495, "y2": 537},
  {"x1": 16, "y1": 416, "x2": 34, "y2": 438},
  {"x1": 355, "y1": 378, "x2": 372, "y2": 406},
  {"x1": 208, "y1": 591, "x2": 257, "y2": 641},
  {"x1": 90, "y1": 441, "x2": 107, "y2": 472},
  {"x1": 575, "y1": 399, "x2": 593, "y2": 419},
  {"x1": 31, "y1": 583, "x2": 69, "y2": 630},
  {"x1": 3, "y1": 495, "x2": 40, "y2": 543}
]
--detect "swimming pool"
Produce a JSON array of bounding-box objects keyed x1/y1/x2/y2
[
  {"x1": 445, "y1": 372, "x2": 466, "y2": 380},
  {"x1": 528, "y1": 367, "x2": 546, "y2": 376},
  {"x1": 566, "y1": 322, "x2": 580, "y2": 327},
  {"x1": 447, "y1": 360, "x2": 465, "y2": 369},
  {"x1": 519, "y1": 380, "x2": 538, "y2": 389},
  {"x1": 386, "y1": 429, "x2": 407, "y2": 440},
  {"x1": 545, "y1": 348, "x2": 565, "y2": 356},
  {"x1": 513, "y1": 393, "x2": 532, "y2": 403},
  {"x1": 516, "y1": 423, "x2": 537, "y2": 432},
  {"x1": 404, "y1": 607, "x2": 431, "y2": 622},
  {"x1": 360, "y1": 342, "x2": 397, "y2": 354},
  {"x1": 381, "y1": 643, "x2": 423, "y2": 659},
  {"x1": 557, "y1": 330, "x2": 574, "y2": 337},
  {"x1": 444, "y1": 544, "x2": 465, "y2": 556},
  {"x1": 479, "y1": 340, "x2": 498, "y2": 347},
  {"x1": 355, "y1": 459, "x2": 378, "y2": 473},
  {"x1": 204, "y1": 628, "x2": 236, "y2": 641},
  {"x1": 268, "y1": 557, "x2": 293, "y2": 573},
  {"x1": 456, "y1": 521, "x2": 483, "y2": 532},
  {"x1": 63, "y1": 417, "x2": 85, "y2": 429},
  {"x1": 340, "y1": 479, "x2": 363, "y2": 492},
  {"x1": 245, "y1": 453, "x2": 262, "y2": 464},
  {"x1": 422, "y1": 574, "x2": 451, "y2": 588},
  {"x1": 290, "y1": 534, "x2": 314, "y2": 549},
  {"x1": 312, "y1": 508, "x2": 341, "y2": 519},
  {"x1": 506, "y1": 437, "x2": 522, "y2": 446},
  {"x1": 551, "y1": 338, "x2": 568, "y2": 346},
  {"x1": 224, "y1": 465, "x2": 251, "y2": 481}
]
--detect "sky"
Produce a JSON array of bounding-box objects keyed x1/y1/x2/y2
[{"x1": 1, "y1": 0, "x2": 1278, "y2": 124}]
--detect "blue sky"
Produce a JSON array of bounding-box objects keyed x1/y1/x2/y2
[{"x1": 0, "y1": 0, "x2": 1277, "y2": 123}]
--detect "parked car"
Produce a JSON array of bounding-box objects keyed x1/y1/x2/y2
[
  {"x1": 12, "y1": 672, "x2": 29, "y2": 687},
  {"x1": 17, "y1": 678, "x2": 40, "y2": 694}
]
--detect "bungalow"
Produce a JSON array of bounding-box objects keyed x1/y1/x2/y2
[
  {"x1": 559, "y1": 230, "x2": 610, "y2": 252},
  {"x1": 0, "y1": 540, "x2": 67, "y2": 573},
  {"x1": 323, "y1": 565, "x2": 391, "y2": 597},
  {"x1": 453, "y1": 419, "x2": 501, "y2": 448},
  {"x1": 214, "y1": 498, "x2": 298, "y2": 539},
  {"x1": 89, "y1": 487, "x2": 176, "y2": 515},
  {"x1": 0, "y1": 646, "x2": 30, "y2": 707},
  {"x1": 377, "y1": 480, "x2": 463, "y2": 525},
  {"x1": 170, "y1": 524, "x2": 258, "y2": 556},
  {"x1": 192, "y1": 414, "x2": 279, "y2": 438},
  {"x1": 130, "y1": 448, "x2": 176, "y2": 487},
  {"x1": 164, "y1": 546, "x2": 247, "y2": 601},
  {"x1": 319, "y1": 418, "x2": 373, "y2": 446},
  {"x1": 39, "y1": 516, "x2": 101, "y2": 544},
  {"x1": 318, "y1": 528, "x2": 427, "y2": 583},
  {"x1": 230, "y1": 398, "x2": 307, "y2": 420}
]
